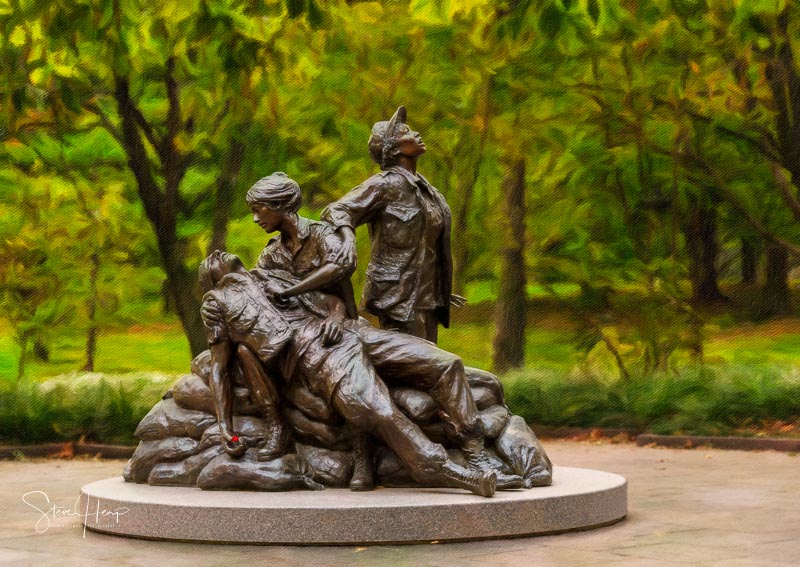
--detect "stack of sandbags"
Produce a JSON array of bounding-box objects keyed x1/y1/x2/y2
[
  {"x1": 373, "y1": 367, "x2": 552, "y2": 488},
  {"x1": 124, "y1": 353, "x2": 552, "y2": 491},
  {"x1": 123, "y1": 395, "x2": 219, "y2": 485},
  {"x1": 124, "y1": 353, "x2": 323, "y2": 491}
]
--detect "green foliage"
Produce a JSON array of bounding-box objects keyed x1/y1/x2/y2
[
  {"x1": 2, "y1": 359, "x2": 797, "y2": 444},
  {"x1": 504, "y1": 364, "x2": 800, "y2": 436},
  {"x1": 0, "y1": 373, "x2": 170, "y2": 444}
]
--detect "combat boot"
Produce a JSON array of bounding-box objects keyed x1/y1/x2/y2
[
  {"x1": 256, "y1": 407, "x2": 289, "y2": 461},
  {"x1": 349, "y1": 433, "x2": 375, "y2": 491},
  {"x1": 462, "y1": 438, "x2": 524, "y2": 490},
  {"x1": 438, "y1": 460, "x2": 496, "y2": 498}
]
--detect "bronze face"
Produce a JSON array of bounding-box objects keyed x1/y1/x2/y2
[
  {"x1": 251, "y1": 203, "x2": 286, "y2": 233},
  {"x1": 206, "y1": 250, "x2": 226, "y2": 283},
  {"x1": 394, "y1": 124, "x2": 426, "y2": 158},
  {"x1": 206, "y1": 250, "x2": 242, "y2": 285}
]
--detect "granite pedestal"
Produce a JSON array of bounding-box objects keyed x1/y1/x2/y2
[{"x1": 80, "y1": 466, "x2": 626, "y2": 544}]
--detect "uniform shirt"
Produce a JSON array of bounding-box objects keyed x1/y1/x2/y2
[
  {"x1": 200, "y1": 272, "x2": 293, "y2": 365},
  {"x1": 322, "y1": 166, "x2": 453, "y2": 324},
  {"x1": 256, "y1": 217, "x2": 358, "y2": 320},
  {"x1": 200, "y1": 268, "x2": 361, "y2": 403},
  {"x1": 415, "y1": 176, "x2": 445, "y2": 310}
]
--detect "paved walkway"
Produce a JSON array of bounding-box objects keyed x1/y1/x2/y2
[{"x1": 0, "y1": 440, "x2": 797, "y2": 566}]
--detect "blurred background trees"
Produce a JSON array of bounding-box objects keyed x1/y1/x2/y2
[{"x1": 3, "y1": 0, "x2": 800, "y2": 384}]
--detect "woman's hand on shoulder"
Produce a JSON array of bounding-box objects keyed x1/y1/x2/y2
[{"x1": 332, "y1": 226, "x2": 357, "y2": 269}]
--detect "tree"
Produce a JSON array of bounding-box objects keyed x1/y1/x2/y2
[
  {"x1": 493, "y1": 158, "x2": 527, "y2": 372},
  {"x1": 684, "y1": 197, "x2": 728, "y2": 305},
  {"x1": 0, "y1": 172, "x2": 73, "y2": 380},
  {"x1": 3, "y1": 0, "x2": 291, "y2": 354},
  {"x1": 670, "y1": 1, "x2": 800, "y2": 314}
]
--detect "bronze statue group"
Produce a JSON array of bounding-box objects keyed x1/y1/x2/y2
[{"x1": 125, "y1": 107, "x2": 552, "y2": 497}]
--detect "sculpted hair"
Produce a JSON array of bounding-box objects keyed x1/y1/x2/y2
[
  {"x1": 198, "y1": 256, "x2": 217, "y2": 293},
  {"x1": 198, "y1": 251, "x2": 244, "y2": 292},
  {"x1": 245, "y1": 172, "x2": 302, "y2": 213}
]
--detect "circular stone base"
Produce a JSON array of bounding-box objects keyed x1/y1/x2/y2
[{"x1": 80, "y1": 466, "x2": 626, "y2": 544}]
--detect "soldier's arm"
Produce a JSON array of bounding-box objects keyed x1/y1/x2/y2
[
  {"x1": 208, "y1": 340, "x2": 246, "y2": 456},
  {"x1": 322, "y1": 179, "x2": 385, "y2": 230},
  {"x1": 277, "y1": 263, "x2": 349, "y2": 299},
  {"x1": 322, "y1": 178, "x2": 387, "y2": 268},
  {"x1": 208, "y1": 339, "x2": 233, "y2": 437},
  {"x1": 201, "y1": 295, "x2": 246, "y2": 456},
  {"x1": 277, "y1": 229, "x2": 355, "y2": 299}
]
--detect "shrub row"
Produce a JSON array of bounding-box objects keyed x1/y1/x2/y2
[
  {"x1": 0, "y1": 374, "x2": 170, "y2": 445},
  {"x1": 2, "y1": 364, "x2": 799, "y2": 445},
  {"x1": 505, "y1": 364, "x2": 800, "y2": 436}
]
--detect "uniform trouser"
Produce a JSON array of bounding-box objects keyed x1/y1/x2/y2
[
  {"x1": 326, "y1": 345, "x2": 449, "y2": 483},
  {"x1": 355, "y1": 321, "x2": 482, "y2": 442},
  {"x1": 378, "y1": 309, "x2": 439, "y2": 343}
]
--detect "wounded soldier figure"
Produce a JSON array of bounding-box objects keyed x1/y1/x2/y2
[{"x1": 198, "y1": 250, "x2": 506, "y2": 497}]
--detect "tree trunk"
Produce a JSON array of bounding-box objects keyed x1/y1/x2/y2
[
  {"x1": 114, "y1": 74, "x2": 206, "y2": 356},
  {"x1": 765, "y1": 12, "x2": 800, "y2": 233},
  {"x1": 761, "y1": 243, "x2": 792, "y2": 317},
  {"x1": 452, "y1": 185, "x2": 470, "y2": 296},
  {"x1": 493, "y1": 159, "x2": 526, "y2": 373},
  {"x1": 454, "y1": 78, "x2": 491, "y2": 295},
  {"x1": 83, "y1": 326, "x2": 97, "y2": 373},
  {"x1": 740, "y1": 238, "x2": 758, "y2": 285},
  {"x1": 83, "y1": 252, "x2": 99, "y2": 372},
  {"x1": 452, "y1": 176, "x2": 476, "y2": 296},
  {"x1": 161, "y1": 242, "x2": 206, "y2": 356},
  {"x1": 759, "y1": 13, "x2": 799, "y2": 320},
  {"x1": 684, "y1": 201, "x2": 727, "y2": 305},
  {"x1": 765, "y1": 12, "x2": 800, "y2": 194},
  {"x1": 154, "y1": 217, "x2": 206, "y2": 354},
  {"x1": 33, "y1": 339, "x2": 49, "y2": 362},
  {"x1": 16, "y1": 332, "x2": 28, "y2": 382},
  {"x1": 209, "y1": 140, "x2": 245, "y2": 253}
]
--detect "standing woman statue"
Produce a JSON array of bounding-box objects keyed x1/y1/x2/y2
[{"x1": 323, "y1": 106, "x2": 463, "y2": 344}]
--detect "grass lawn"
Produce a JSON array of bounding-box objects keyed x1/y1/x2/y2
[
  {"x1": 0, "y1": 324, "x2": 192, "y2": 383},
  {"x1": 705, "y1": 319, "x2": 800, "y2": 366},
  {"x1": 438, "y1": 323, "x2": 578, "y2": 371},
  {"x1": 0, "y1": 311, "x2": 581, "y2": 383},
  {"x1": 5, "y1": 317, "x2": 800, "y2": 383}
]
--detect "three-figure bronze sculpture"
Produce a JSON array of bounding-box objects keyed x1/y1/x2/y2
[{"x1": 124, "y1": 108, "x2": 552, "y2": 496}]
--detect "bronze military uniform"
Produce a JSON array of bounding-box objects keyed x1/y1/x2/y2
[
  {"x1": 323, "y1": 165, "x2": 453, "y2": 340},
  {"x1": 256, "y1": 215, "x2": 481, "y2": 442},
  {"x1": 200, "y1": 259, "x2": 493, "y2": 494}
]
